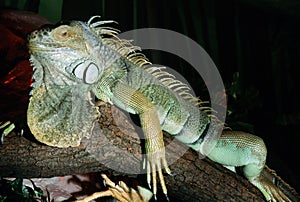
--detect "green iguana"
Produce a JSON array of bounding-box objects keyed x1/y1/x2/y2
[{"x1": 26, "y1": 16, "x2": 292, "y2": 201}]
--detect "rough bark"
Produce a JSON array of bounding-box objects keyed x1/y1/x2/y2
[{"x1": 1, "y1": 103, "x2": 265, "y2": 202}]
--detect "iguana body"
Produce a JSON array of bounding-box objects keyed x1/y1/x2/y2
[{"x1": 27, "y1": 16, "x2": 291, "y2": 201}]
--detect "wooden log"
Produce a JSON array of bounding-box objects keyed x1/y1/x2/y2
[{"x1": 0, "y1": 103, "x2": 265, "y2": 201}]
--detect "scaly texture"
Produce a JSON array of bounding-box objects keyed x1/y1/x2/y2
[{"x1": 27, "y1": 16, "x2": 293, "y2": 201}]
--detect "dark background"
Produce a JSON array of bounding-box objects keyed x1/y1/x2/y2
[{"x1": 1, "y1": 0, "x2": 300, "y2": 193}]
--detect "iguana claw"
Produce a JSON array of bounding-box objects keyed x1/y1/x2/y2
[
  {"x1": 144, "y1": 147, "x2": 171, "y2": 200},
  {"x1": 165, "y1": 194, "x2": 170, "y2": 201}
]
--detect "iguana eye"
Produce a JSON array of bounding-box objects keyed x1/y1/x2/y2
[{"x1": 53, "y1": 25, "x2": 72, "y2": 41}]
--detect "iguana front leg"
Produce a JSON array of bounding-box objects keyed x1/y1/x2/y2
[{"x1": 110, "y1": 83, "x2": 172, "y2": 199}]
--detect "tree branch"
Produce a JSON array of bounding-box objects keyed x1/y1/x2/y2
[{"x1": 1, "y1": 103, "x2": 265, "y2": 202}]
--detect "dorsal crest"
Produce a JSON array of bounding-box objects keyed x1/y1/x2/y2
[
  {"x1": 87, "y1": 16, "x2": 210, "y2": 108},
  {"x1": 87, "y1": 16, "x2": 150, "y2": 67}
]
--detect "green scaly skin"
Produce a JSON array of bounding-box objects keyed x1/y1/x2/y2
[{"x1": 26, "y1": 16, "x2": 291, "y2": 201}]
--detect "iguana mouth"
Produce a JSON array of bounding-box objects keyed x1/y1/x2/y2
[
  {"x1": 28, "y1": 45, "x2": 55, "y2": 52},
  {"x1": 27, "y1": 45, "x2": 68, "y2": 52}
]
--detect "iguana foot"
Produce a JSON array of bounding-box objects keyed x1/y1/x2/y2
[
  {"x1": 143, "y1": 148, "x2": 171, "y2": 201},
  {"x1": 0, "y1": 121, "x2": 15, "y2": 144},
  {"x1": 250, "y1": 176, "x2": 291, "y2": 202},
  {"x1": 76, "y1": 174, "x2": 153, "y2": 202}
]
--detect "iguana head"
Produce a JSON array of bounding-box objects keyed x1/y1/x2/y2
[
  {"x1": 27, "y1": 18, "x2": 119, "y2": 88},
  {"x1": 26, "y1": 18, "x2": 113, "y2": 147}
]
